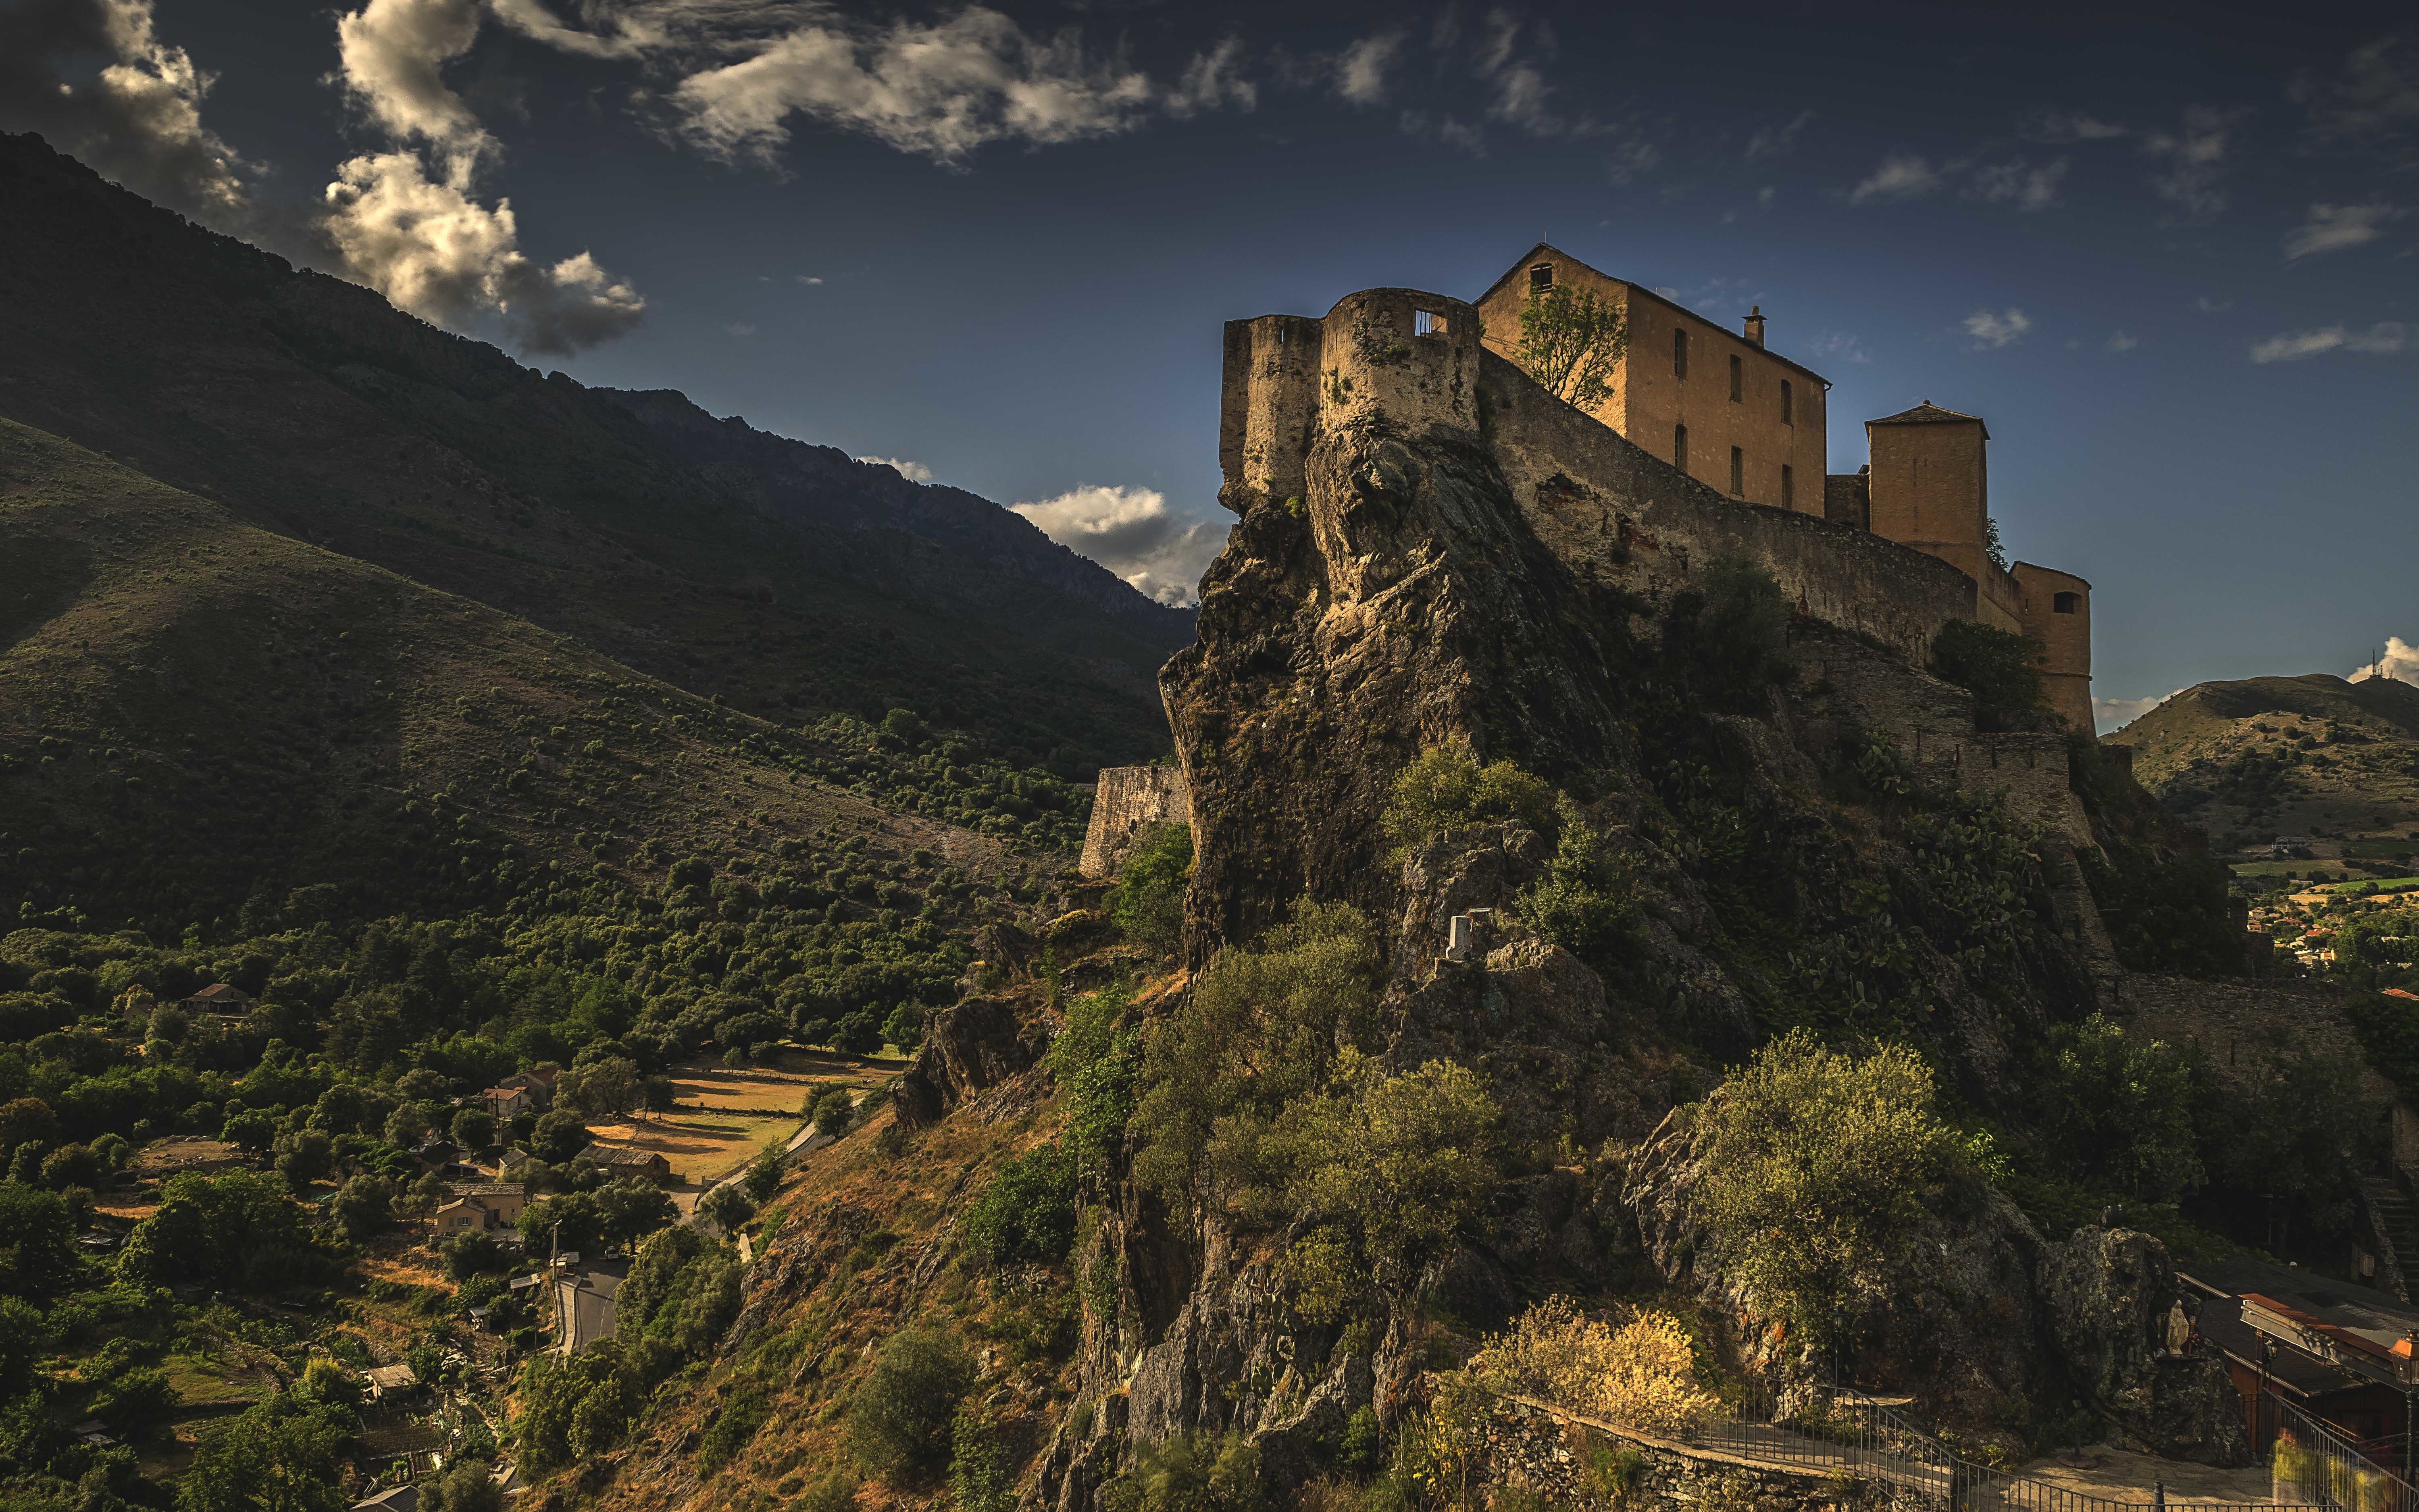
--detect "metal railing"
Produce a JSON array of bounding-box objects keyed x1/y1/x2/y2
[
  {"x1": 2270, "y1": 1392, "x2": 2419, "y2": 1512},
  {"x1": 1495, "y1": 1383, "x2": 2322, "y2": 1512}
]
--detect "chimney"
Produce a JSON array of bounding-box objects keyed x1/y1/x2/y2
[{"x1": 1743, "y1": 306, "x2": 1766, "y2": 348}]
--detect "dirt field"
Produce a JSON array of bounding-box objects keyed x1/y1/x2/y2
[{"x1": 576, "y1": 1050, "x2": 900, "y2": 1194}]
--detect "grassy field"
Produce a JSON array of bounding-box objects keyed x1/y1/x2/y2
[{"x1": 579, "y1": 1052, "x2": 900, "y2": 1190}]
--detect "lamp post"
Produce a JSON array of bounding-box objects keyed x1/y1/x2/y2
[{"x1": 2258, "y1": 1336, "x2": 2277, "y2": 1460}]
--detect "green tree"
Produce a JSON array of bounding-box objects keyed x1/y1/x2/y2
[
  {"x1": 1107, "y1": 823, "x2": 1193, "y2": 956},
  {"x1": 1686, "y1": 1029, "x2": 1965, "y2": 1346},
  {"x1": 1380, "y1": 747, "x2": 1554, "y2": 856},
  {"x1": 449, "y1": 1106, "x2": 496, "y2": 1150},
  {"x1": 2040, "y1": 1015, "x2": 2205, "y2": 1202},
  {"x1": 1931, "y1": 620, "x2": 2046, "y2": 730},
  {"x1": 846, "y1": 1326, "x2": 974, "y2": 1478},
  {"x1": 740, "y1": 1150, "x2": 785, "y2": 1204},
  {"x1": 1513, "y1": 280, "x2": 1628, "y2": 411},
  {"x1": 330, "y1": 1174, "x2": 396, "y2": 1243},
  {"x1": 0, "y1": 1096, "x2": 61, "y2": 1152},
  {"x1": 121, "y1": 1169, "x2": 315, "y2": 1287},
  {"x1": 0, "y1": 1181, "x2": 78, "y2": 1298},
  {"x1": 560, "y1": 1058, "x2": 641, "y2": 1119},
  {"x1": 960, "y1": 1146, "x2": 1075, "y2": 1269},
  {"x1": 810, "y1": 1087, "x2": 856, "y2": 1136},
  {"x1": 220, "y1": 1108, "x2": 278, "y2": 1156},
  {"x1": 0, "y1": 1295, "x2": 47, "y2": 1398},
  {"x1": 529, "y1": 1109, "x2": 589, "y2": 1164},
  {"x1": 696, "y1": 1183, "x2": 754, "y2": 1235},
  {"x1": 419, "y1": 1456, "x2": 506, "y2": 1512},
  {"x1": 177, "y1": 1401, "x2": 347, "y2": 1512}
]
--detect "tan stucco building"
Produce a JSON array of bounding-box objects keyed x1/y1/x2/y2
[
  {"x1": 1473, "y1": 245, "x2": 2092, "y2": 733},
  {"x1": 1476, "y1": 243, "x2": 1829, "y2": 515}
]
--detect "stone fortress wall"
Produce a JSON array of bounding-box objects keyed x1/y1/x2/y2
[{"x1": 1077, "y1": 765, "x2": 1191, "y2": 880}]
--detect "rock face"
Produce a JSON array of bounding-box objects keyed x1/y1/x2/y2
[
  {"x1": 2037, "y1": 1227, "x2": 2255, "y2": 1466},
  {"x1": 1027, "y1": 284, "x2": 2242, "y2": 1510},
  {"x1": 890, "y1": 993, "x2": 1043, "y2": 1129}
]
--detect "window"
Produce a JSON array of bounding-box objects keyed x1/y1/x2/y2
[
  {"x1": 1781, "y1": 464, "x2": 1794, "y2": 510},
  {"x1": 1674, "y1": 424, "x2": 1688, "y2": 471},
  {"x1": 1275, "y1": 327, "x2": 1287, "y2": 345},
  {"x1": 1729, "y1": 354, "x2": 1743, "y2": 402},
  {"x1": 2053, "y1": 591, "x2": 2081, "y2": 614},
  {"x1": 1781, "y1": 379, "x2": 1793, "y2": 424},
  {"x1": 1674, "y1": 329, "x2": 1688, "y2": 379},
  {"x1": 1730, "y1": 447, "x2": 1745, "y2": 496},
  {"x1": 1530, "y1": 263, "x2": 1553, "y2": 289},
  {"x1": 1415, "y1": 309, "x2": 1447, "y2": 337}
]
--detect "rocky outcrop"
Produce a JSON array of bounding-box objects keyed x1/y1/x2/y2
[
  {"x1": 2037, "y1": 1227, "x2": 2254, "y2": 1466},
  {"x1": 890, "y1": 993, "x2": 1045, "y2": 1129},
  {"x1": 1079, "y1": 766, "x2": 1191, "y2": 879}
]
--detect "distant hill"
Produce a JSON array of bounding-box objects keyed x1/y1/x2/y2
[
  {"x1": 0, "y1": 132, "x2": 1195, "y2": 773},
  {"x1": 0, "y1": 417, "x2": 1075, "y2": 938},
  {"x1": 2107, "y1": 673, "x2": 2419, "y2": 875}
]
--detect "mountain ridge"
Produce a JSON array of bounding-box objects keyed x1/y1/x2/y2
[{"x1": 0, "y1": 130, "x2": 1193, "y2": 769}]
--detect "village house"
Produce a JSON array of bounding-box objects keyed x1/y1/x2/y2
[
  {"x1": 180, "y1": 982, "x2": 252, "y2": 1016},
  {"x1": 427, "y1": 1183, "x2": 527, "y2": 1236},
  {"x1": 2187, "y1": 1256, "x2": 2419, "y2": 1451},
  {"x1": 481, "y1": 1085, "x2": 536, "y2": 1121},
  {"x1": 577, "y1": 1144, "x2": 672, "y2": 1183}
]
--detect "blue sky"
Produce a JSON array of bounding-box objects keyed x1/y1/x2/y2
[{"x1": 6, "y1": 0, "x2": 2415, "y2": 727}]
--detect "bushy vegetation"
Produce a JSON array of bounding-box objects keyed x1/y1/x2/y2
[
  {"x1": 1685, "y1": 1031, "x2": 1969, "y2": 1345},
  {"x1": 1467, "y1": 1296, "x2": 1715, "y2": 1437},
  {"x1": 846, "y1": 1326, "x2": 975, "y2": 1479},
  {"x1": 1107, "y1": 822, "x2": 1193, "y2": 956},
  {"x1": 1381, "y1": 747, "x2": 1555, "y2": 855},
  {"x1": 1930, "y1": 621, "x2": 2046, "y2": 730}
]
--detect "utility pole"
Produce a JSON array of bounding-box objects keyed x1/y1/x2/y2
[{"x1": 548, "y1": 1219, "x2": 564, "y2": 1355}]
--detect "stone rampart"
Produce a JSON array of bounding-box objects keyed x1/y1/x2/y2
[
  {"x1": 2113, "y1": 977, "x2": 2393, "y2": 1102},
  {"x1": 1078, "y1": 766, "x2": 1192, "y2": 880},
  {"x1": 1216, "y1": 286, "x2": 1983, "y2": 665}
]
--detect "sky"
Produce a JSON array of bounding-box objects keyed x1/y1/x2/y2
[{"x1": 4, "y1": 0, "x2": 2415, "y2": 730}]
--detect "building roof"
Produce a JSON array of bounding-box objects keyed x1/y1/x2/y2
[
  {"x1": 1867, "y1": 401, "x2": 1991, "y2": 438},
  {"x1": 579, "y1": 1144, "x2": 666, "y2": 1169},
  {"x1": 363, "y1": 1364, "x2": 418, "y2": 1391},
  {"x1": 185, "y1": 982, "x2": 252, "y2": 1004},
  {"x1": 353, "y1": 1485, "x2": 418, "y2": 1512},
  {"x1": 2185, "y1": 1258, "x2": 2419, "y2": 1397},
  {"x1": 1475, "y1": 242, "x2": 1836, "y2": 388}
]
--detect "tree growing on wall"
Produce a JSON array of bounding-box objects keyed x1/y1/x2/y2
[{"x1": 1516, "y1": 283, "x2": 1628, "y2": 411}]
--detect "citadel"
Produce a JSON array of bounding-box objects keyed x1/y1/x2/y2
[{"x1": 1087, "y1": 243, "x2": 2096, "y2": 876}]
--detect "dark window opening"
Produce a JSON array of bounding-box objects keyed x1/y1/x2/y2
[
  {"x1": 1674, "y1": 424, "x2": 1688, "y2": 472},
  {"x1": 2053, "y1": 591, "x2": 2081, "y2": 614},
  {"x1": 1415, "y1": 309, "x2": 1447, "y2": 337},
  {"x1": 1781, "y1": 379, "x2": 1793, "y2": 424},
  {"x1": 1530, "y1": 264, "x2": 1553, "y2": 289},
  {"x1": 1674, "y1": 329, "x2": 1688, "y2": 379},
  {"x1": 1729, "y1": 354, "x2": 1743, "y2": 402},
  {"x1": 1730, "y1": 446, "x2": 1745, "y2": 496},
  {"x1": 1781, "y1": 464, "x2": 1794, "y2": 510}
]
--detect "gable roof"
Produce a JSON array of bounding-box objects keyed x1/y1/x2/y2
[
  {"x1": 1868, "y1": 401, "x2": 1990, "y2": 438},
  {"x1": 1475, "y1": 242, "x2": 1835, "y2": 388},
  {"x1": 186, "y1": 982, "x2": 251, "y2": 1004}
]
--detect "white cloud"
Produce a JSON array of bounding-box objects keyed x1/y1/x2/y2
[
  {"x1": 1012, "y1": 485, "x2": 1224, "y2": 607},
  {"x1": 1334, "y1": 32, "x2": 1405, "y2": 107},
  {"x1": 1962, "y1": 308, "x2": 2032, "y2": 349},
  {"x1": 2193, "y1": 296, "x2": 2234, "y2": 313},
  {"x1": 1807, "y1": 331, "x2": 1871, "y2": 365},
  {"x1": 2284, "y1": 202, "x2": 2402, "y2": 260},
  {"x1": 666, "y1": 8, "x2": 1185, "y2": 167},
  {"x1": 2249, "y1": 321, "x2": 2409, "y2": 363},
  {"x1": 856, "y1": 455, "x2": 933, "y2": 482},
  {"x1": 723, "y1": 321, "x2": 755, "y2": 337},
  {"x1": 1400, "y1": 109, "x2": 1487, "y2": 156},
  {"x1": 1849, "y1": 152, "x2": 1941, "y2": 204},
  {"x1": 320, "y1": 152, "x2": 645, "y2": 353},
  {"x1": 1168, "y1": 35, "x2": 1256, "y2": 118},
  {"x1": 795, "y1": 274, "x2": 822, "y2": 285},
  {"x1": 320, "y1": 0, "x2": 644, "y2": 353},
  {"x1": 1969, "y1": 157, "x2": 2068, "y2": 211},
  {"x1": 333, "y1": 0, "x2": 492, "y2": 169},
  {"x1": 2293, "y1": 36, "x2": 2419, "y2": 156},
  {"x1": 2096, "y1": 689, "x2": 2183, "y2": 733},
  {"x1": 2352, "y1": 636, "x2": 2419, "y2": 687},
  {"x1": 2023, "y1": 109, "x2": 2129, "y2": 143},
  {"x1": 2105, "y1": 330, "x2": 2138, "y2": 352},
  {"x1": 0, "y1": 0, "x2": 256, "y2": 224},
  {"x1": 1756, "y1": 185, "x2": 1776, "y2": 206},
  {"x1": 1745, "y1": 110, "x2": 1813, "y2": 160},
  {"x1": 2142, "y1": 105, "x2": 2237, "y2": 223}
]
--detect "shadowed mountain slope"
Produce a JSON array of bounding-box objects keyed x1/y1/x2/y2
[
  {"x1": 0, "y1": 132, "x2": 1195, "y2": 771},
  {"x1": 0, "y1": 416, "x2": 1062, "y2": 938}
]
